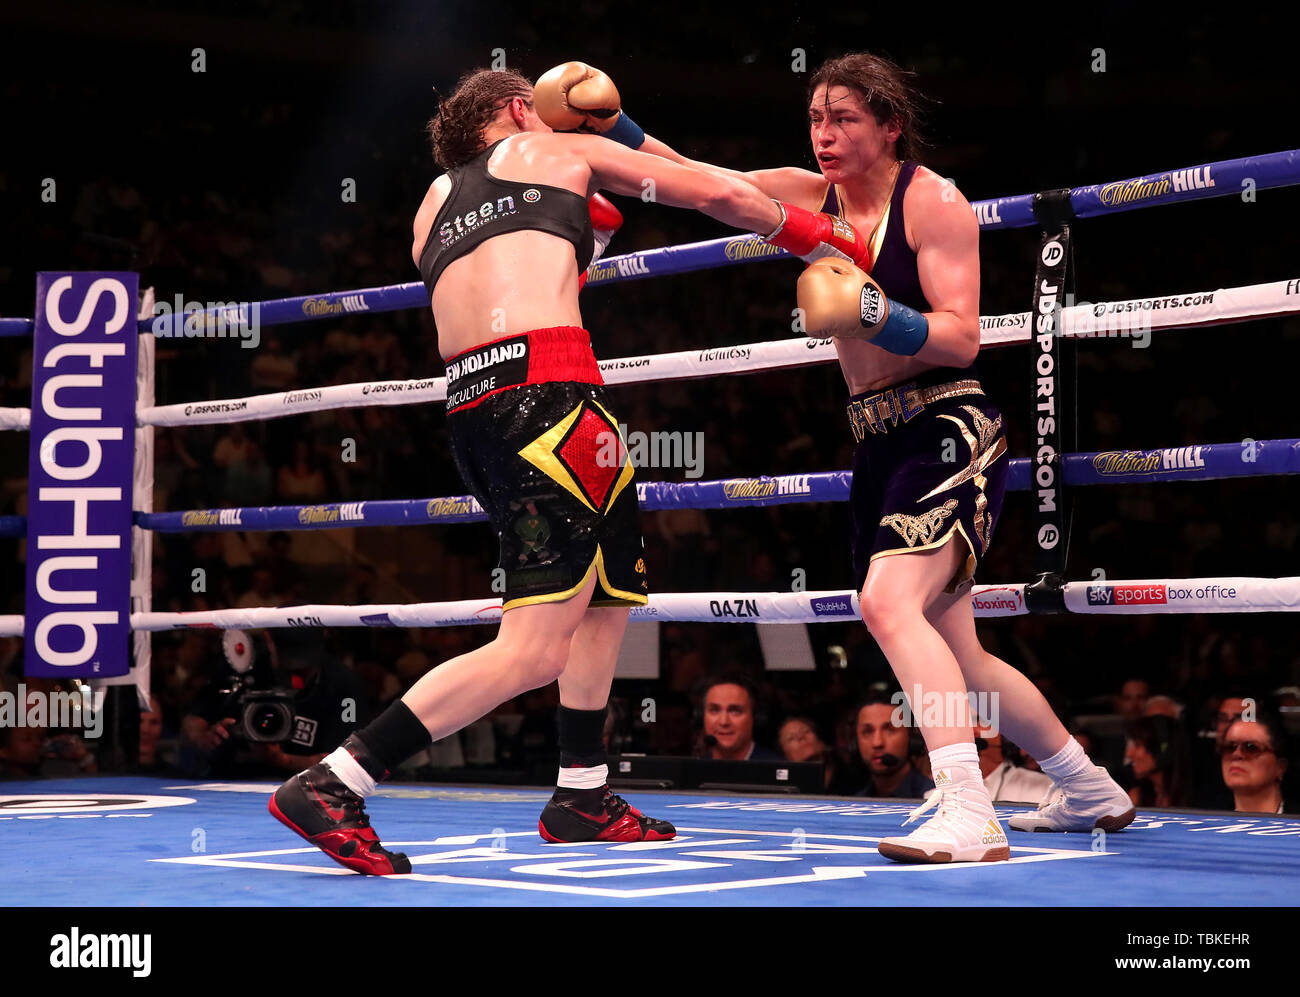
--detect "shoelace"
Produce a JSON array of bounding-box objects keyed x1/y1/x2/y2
[
  {"x1": 601, "y1": 791, "x2": 633, "y2": 819},
  {"x1": 903, "y1": 783, "x2": 962, "y2": 827},
  {"x1": 314, "y1": 773, "x2": 371, "y2": 827},
  {"x1": 344, "y1": 800, "x2": 371, "y2": 828}
]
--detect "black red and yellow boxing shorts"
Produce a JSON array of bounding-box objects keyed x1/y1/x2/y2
[
  {"x1": 445, "y1": 327, "x2": 648, "y2": 611},
  {"x1": 846, "y1": 369, "x2": 1009, "y2": 593}
]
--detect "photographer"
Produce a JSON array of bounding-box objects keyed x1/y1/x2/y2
[{"x1": 180, "y1": 628, "x2": 369, "y2": 778}]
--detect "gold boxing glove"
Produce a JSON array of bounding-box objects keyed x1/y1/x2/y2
[
  {"x1": 797, "y1": 258, "x2": 930, "y2": 355},
  {"x1": 534, "y1": 61, "x2": 622, "y2": 132}
]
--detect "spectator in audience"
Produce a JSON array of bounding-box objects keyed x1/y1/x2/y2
[
  {"x1": 261, "y1": 531, "x2": 303, "y2": 596},
  {"x1": 696, "y1": 675, "x2": 781, "y2": 761},
  {"x1": 854, "y1": 693, "x2": 934, "y2": 799},
  {"x1": 647, "y1": 692, "x2": 693, "y2": 756},
  {"x1": 1145, "y1": 695, "x2": 1184, "y2": 720},
  {"x1": 212, "y1": 422, "x2": 253, "y2": 470},
  {"x1": 277, "y1": 438, "x2": 328, "y2": 502},
  {"x1": 224, "y1": 439, "x2": 274, "y2": 507},
  {"x1": 1116, "y1": 678, "x2": 1151, "y2": 719},
  {"x1": 1124, "y1": 714, "x2": 1191, "y2": 809},
  {"x1": 250, "y1": 334, "x2": 298, "y2": 391},
  {"x1": 0, "y1": 725, "x2": 43, "y2": 780},
  {"x1": 1220, "y1": 715, "x2": 1289, "y2": 814},
  {"x1": 180, "y1": 628, "x2": 368, "y2": 777},
  {"x1": 137, "y1": 694, "x2": 166, "y2": 773},
  {"x1": 235, "y1": 568, "x2": 283, "y2": 610},
  {"x1": 778, "y1": 716, "x2": 844, "y2": 792},
  {"x1": 153, "y1": 428, "x2": 199, "y2": 510},
  {"x1": 977, "y1": 721, "x2": 1054, "y2": 804},
  {"x1": 1213, "y1": 694, "x2": 1252, "y2": 740}
]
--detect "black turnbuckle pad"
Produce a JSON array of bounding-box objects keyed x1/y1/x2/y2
[{"x1": 1024, "y1": 571, "x2": 1067, "y2": 615}]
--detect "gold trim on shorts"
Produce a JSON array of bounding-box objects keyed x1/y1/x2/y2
[
  {"x1": 868, "y1": 521, "x2": 977, "y2": 593},
  {"x1": 500, "y1": 545, "x2": 648, "y2": 612}
]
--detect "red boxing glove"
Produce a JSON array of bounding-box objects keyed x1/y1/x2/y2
[
  {"x1": 588, "y1": 193, "x2": 623, "y2": 260},
  {"x1": 580, "y1": 193, "x2": 624, "y2": 290},
  {"x1": 763, "y1": 201, "x2": 873, "y2": 271}
]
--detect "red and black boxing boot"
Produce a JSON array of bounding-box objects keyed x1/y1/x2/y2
[
  {"x1": 268, "y1": 734, "x2": 411, "y2": 876},
  {"x1": 539, "y1": 784, "x2": 676, "y2": 843}
]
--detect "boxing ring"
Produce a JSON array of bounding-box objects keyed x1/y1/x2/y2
[{"x1": 1, "y1": 148, "x2": 1299, "y2": 906}]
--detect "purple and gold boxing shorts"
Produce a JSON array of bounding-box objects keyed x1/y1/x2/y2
[
  {"x1": 445, "y1": 326, "x2": 648, "y2": 611},
  {"x1": 847, "y1": 369, "x2": 1008, "y2": 593}
]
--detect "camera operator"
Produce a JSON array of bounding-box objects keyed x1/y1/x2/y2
[{"x1": 180, "y1": 627, "x2": 369, "y2": 778}]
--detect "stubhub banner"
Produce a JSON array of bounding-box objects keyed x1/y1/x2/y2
[{"x1": 25, "y1": 273, "x2": 138, "y2": 677}]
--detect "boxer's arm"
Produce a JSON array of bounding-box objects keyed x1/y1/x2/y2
[
  {"x1": 574, "y1": 134, "x2": 781, "y2": 234},
  {"x1": 638, "y1": 133, "x2": 825, "y2": 206},
  {"x1": 909, "y1": 179, "x2": 981, "y2": 367}
]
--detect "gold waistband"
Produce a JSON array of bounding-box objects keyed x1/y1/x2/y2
[{"x1": 847, "y1": 379, "x2": 983, "y2": 442}]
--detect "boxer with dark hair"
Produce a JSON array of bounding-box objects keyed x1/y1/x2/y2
[
  {"x1": 564, "y1": 51, "x2": 1135, "y2": 862},
  {"x1": 269, "y1": 66, "x2": 874, "y2": 874}
]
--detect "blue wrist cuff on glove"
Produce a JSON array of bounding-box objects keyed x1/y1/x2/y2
[
  {"x1": 604, "y1": 112, "x2": 645, "y2": 150},
  {"x1": 870, "y1": 301, "x2": 930, "y2": 356}
]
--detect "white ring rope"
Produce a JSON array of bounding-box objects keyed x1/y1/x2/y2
[
  {"x1": 131, "y1": 276, "x2": 1300, "y2": 429},
  {"x1": 0, "y1": 576, "x2": 1295, "y2": 636}
]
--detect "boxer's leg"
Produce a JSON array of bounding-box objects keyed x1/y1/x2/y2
[
  {"x1": 860, "y1": 537, "x2": 976, "y2": 751},
  {"x1": 923, "y1": 585, "x2": 1069, "y2": 760},
  {"x1": 923, "y1": 589, "x2": 1136, "y2": 833},
  {"x1": 402, "y1": 572, "x2": 601, "y2": 739},
  {"x1": 866, "y1": 536, "x2": 1009, "y2": 863},
  {"x1": 557, "y1": 604, "x2": 630, "y2": 710},
  {"x1": 538, "y1": 603, "x2": 675, "y2": 842},
  {"x1": 268, "y1": 574, "x2": 600, "y2": 875}
]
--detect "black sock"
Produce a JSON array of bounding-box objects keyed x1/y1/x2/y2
[
  {"x1": 557, "y1": 705, "x2": 608, "y2": 769},
  {"x1": 353, "y1": 700, "x2": 433, "y2": 777}
]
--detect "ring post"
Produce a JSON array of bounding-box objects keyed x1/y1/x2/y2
[{"x1": 1025, "y1": 189, "x2": 1075, "y2": 613}]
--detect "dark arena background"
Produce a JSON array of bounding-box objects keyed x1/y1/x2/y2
[{"x1": 0, "y1": 0, "x2": 1297, "y2": 961}]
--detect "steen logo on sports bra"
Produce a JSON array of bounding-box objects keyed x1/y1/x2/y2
[{"x1": 438, "y1": 195, "x2": 520, "y2": 249}]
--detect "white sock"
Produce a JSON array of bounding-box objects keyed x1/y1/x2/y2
[
  {"x1": 929, "y1": 742, "x2": 980, "y2": 782},
  {"x1": 323, "y1": 745, "x2": 376, "y2": 798},
  {"x1": 1038, "y1": 736, "x2": 1093, "y2": 783},
  {"x1": 557, "y1": 763, "x2": 608, "y2": 790}
]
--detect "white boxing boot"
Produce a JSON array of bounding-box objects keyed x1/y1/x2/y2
[
  {"x1": 877, "y1": 764, "x2": 1010, "y2": 864},
  {"x1": 1007, "y1": 765, "x2": 1136, "y2": 833}
]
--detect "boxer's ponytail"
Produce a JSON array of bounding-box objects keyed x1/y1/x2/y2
[{"x1": 428, "y1": 68, "x2": 534, "y2": 170}]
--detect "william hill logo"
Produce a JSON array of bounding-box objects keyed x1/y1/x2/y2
[
  {"x1": 585, "y1": 256, "x2": 651, "y2": 281},
  {"x1": 1094, "y1": 446, "x2": 1205, "y2": 475},
  {"x1": 181, "y1": 509, "x2": 241, "y2": 526},
  {"x1": 1093, "y1": 450, "x2": 1162, "y2": 474},
  {"x1": 724, "y1": 237, "x2": 784, "y2": 261},
  {"x1": 426, "y1": 497, "x2": 479, "y2": 518},
  {"x1": 1098, "y1": 174, "x2": 1172, "y2": 207},
  {"x1": 297, "y1": 503, "x2": 364, "y2": 525},
  {"x1": 725, "y1": 479, "x2": 776, "y2": 500},
  {"x1": 722, "y1": 476, "x2": 812, "y2": 501},
  {"x1": 301, "y1": 294, "x2": 370, "y2": 317}
]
